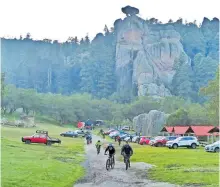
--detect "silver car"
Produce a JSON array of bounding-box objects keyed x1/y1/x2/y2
[{"x1": 205, "y1": 140, "x2": 220, "y2": 153}]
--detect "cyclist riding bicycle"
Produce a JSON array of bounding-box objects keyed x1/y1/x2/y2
[
  {"x1": 104, "y1": 143, "x2": 116, "y2": 163},
  {"x1": 95, "y1": 140, "x2": 102, "y2": 154},
  {"x1": 121, "y1": 141, "x2": 133, "y2": 167},
  {"x1": 86, "y1": 134, "x2": 92, "y2": 144},
  {"x1": 95, "y1": 140, "x2": 102, "y2": 148}
]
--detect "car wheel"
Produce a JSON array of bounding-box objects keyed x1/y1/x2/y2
[
  {"x1": 214, "y1": 147, "x2": 219, "y2": 153},
  {"x1": 143, "y1": 142, "x2": 146, "y2": 145},
  {"x1": 168, "y1": 147, "x2": 171, "y2": 149},
  {"x1": 191, "y1": 143, "x2": 196, "y2": 149},
  {"x1": 25, "y1": 140, "x2": 31, "y2": 144},
  {"x1": 47, "y1": 141, "x2": 52, "y2": 146},
  {"x1": 172, "y1": 144, "x2": 178, "y2": 149}
]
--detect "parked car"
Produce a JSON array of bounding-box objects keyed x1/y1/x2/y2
[
  {"x1": 60, "y1": 131, "x2": 78, "y2": 138},
  {"x1": 75, "y1": 130, "x2": 85, "y2": 137},
  {"x1": 109, "y1": 131, "x2": 120, "y2": 138},
  {"x1": 139, "y1": 137, "x2": 151, "y2": 145},
  {"x1": 104, "y1": 129, "x2": 116, "y2": 135},
  {"x1": 132, "y1": 136, "x2": 139, "y2": 143},
  {"x1": 149, "y1": 136, "x2": 165, "y2": 146},
  {"x1": 166, "y1": 136, "x2": 199, "y2": 149},
  {"x1": 22, "y1": 130, "x2": 61, "y2": 145},
  {"x1": 132, "y1": 136, "x2": 145, "y2": 143},
  {"x1": 122, "y1": 126, "x2": 130, "y2": 131},
  {"x1": 119, "y1": 133, "x2": 129, "y2": 140},
  {"x1": 205, "y1": 141, "x2": 220, "y2": 153},
  {"x1": 124, "y1": 134, "x2": 136, "y2": 142},
  {"x1": 151, "y1": 136, "x2": 177, "y2": 147}
]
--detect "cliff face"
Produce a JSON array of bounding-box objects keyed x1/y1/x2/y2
[
  {"x1": 1, "y1": 12, "x2": 219, "y2": 101},
  {"x1": 115, "y1": 16, "x2": 190, "y2": 97}
]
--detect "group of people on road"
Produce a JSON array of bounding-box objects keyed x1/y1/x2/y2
[
  {"x1": 95, "y1": 139, "x2": 133, "y2": 167},
  {"x1": 85, "y1": 128, "x2": 134, "y2": 168}
]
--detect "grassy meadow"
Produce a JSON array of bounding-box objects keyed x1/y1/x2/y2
[
  {"x1": 131, "y1": 144, "x2": 219, "y2": 187},
  {"x1": 1, "y1": 119, "x2": 85, "y2": 187}
]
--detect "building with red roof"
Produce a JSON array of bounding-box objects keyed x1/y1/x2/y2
[
  {"x1": 160, "y1": 125, "x2": 219, "y2": 142},
  {"x1": 190, "y1": 126, "x2": 214, "y2": 136},
  {"x1": 172, "y1": 126, "x2": 194, "y2": 136},
  {"x1": 160, "y1": 126, "x2": 174, "y2": 133},
  {"x1": 208, "y1": 126, "x2": 219, "y2": 133}
]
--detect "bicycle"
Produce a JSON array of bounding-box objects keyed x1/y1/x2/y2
[
  {"x1": 105, "y1": 154, "x2": 115, "y2": 170},
  {"x1": 123, "y1": 154, "x2": 131, "y2": 170}
]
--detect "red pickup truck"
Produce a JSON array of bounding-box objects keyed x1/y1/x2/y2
[{"x1": 22, "y1": 130, "x2": 61, "y2": 146}]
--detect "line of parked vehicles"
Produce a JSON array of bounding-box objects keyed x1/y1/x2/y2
[
  {"x1": 104, "y1": 129, "x2": 220, "y2": 153},
  {"x1": 21, "y1": 128, "x2": 219, "y2": 153}
]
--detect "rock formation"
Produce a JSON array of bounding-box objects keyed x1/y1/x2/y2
[
  {"x1": 133, "y1": 110, "x2": 169, "y2": 136},
  {"x1": 115, "y1": 14, "x2": 191, "y2": 97}
]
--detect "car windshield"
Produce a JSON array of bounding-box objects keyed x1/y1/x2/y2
[
  {"x1": 214, "y1": 140, "x2": 220, "y2": 144},
  {"x1": 175, "y1": 137, "x2": 183, "y2": 141},
  {"x1": 166, "y1": 136, "x2": 177, "y2": 140},
  {"x1": 155, "y1": 136, "x2": 164, "y2": 140}
]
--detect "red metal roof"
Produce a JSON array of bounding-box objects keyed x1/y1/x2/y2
[
  {"x1": 160, "y1": 126, "x2": 174, "y2": 133},
  {"x1": 191, "y1": 126, "x2": 214, "y2": 136},
  {"x1": 165, "y1": 126, "x2": 174, "y2": 133},
  {"x1": 173, "y1": 126, "x2": 192, "y2": 134}
]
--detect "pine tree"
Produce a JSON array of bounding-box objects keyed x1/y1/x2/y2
[{"x1": 104, "y1": 25, "x2": 110, "y2": 35}]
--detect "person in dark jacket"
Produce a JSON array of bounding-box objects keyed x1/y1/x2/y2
[
  {"x1": 104, "y1": 143, "x2": 116, "y2": 163},
  {"x1": 121, "y1": 141, "x2": 133, "y2": 167},
  {"x1": 86, "y1": 134, "x2": 92, "y2": 144}
]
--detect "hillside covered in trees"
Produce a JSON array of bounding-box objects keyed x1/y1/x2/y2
[
  {"x1": 1, "y1": 7, "x2": 219, "y2": 104},
  {"x1": 1, "y1": 68, "x2": 219, "y2": 126}
]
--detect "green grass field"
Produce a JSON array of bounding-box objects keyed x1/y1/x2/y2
[
  {"x1": 1, "y1": 123, "x2": 85, "y2": 187},
  {"x1": 131, "y1": 144, "x2": 219, "y2": 187}
]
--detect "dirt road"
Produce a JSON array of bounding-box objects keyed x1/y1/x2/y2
[{"x1": 74, "y1": 135, "x2": 179, "y2": 187}]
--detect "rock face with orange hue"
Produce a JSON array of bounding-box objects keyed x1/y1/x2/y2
[{"x1": 115, "y1": 15, "x2": 191, "y2": 97}]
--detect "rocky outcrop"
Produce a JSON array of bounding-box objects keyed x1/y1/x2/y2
[
  {"x1": 133, "y1": 110, "x2": 169, "y2": 136},
  {"x1": 115, "y1": 15, "x2": 190, "y2": 97}
]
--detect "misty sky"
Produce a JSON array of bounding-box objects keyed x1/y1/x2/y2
[{"x1": 0, "y1": 0, "x2": 219, "y2": 42}]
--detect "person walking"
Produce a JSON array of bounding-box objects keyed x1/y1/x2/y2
[{"x1": 117, "y1": 136, "x2": 121, "y2": 146}]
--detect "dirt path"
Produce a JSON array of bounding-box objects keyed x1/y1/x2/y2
[{"x1": 74, "y1": 135, "x2": 179, "y2": 187}]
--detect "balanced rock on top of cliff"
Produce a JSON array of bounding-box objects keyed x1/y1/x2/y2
[{"x1": 121, "y1": 6, "x2": 139, "y2": 17}]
